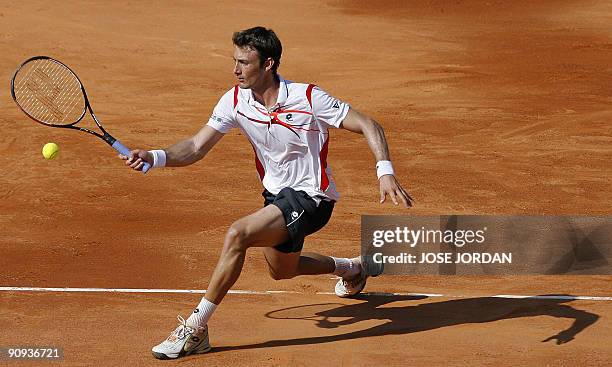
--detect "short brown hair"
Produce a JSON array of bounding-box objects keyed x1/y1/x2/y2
[{"x1": 233, "y1": 26, "x2": 282, "y2": 74}]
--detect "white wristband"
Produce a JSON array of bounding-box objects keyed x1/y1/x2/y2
[
  {"x1": 149, "y1": 149, "x2": 167, "y2": 168},
  {"x1": 376, "y1": 160, "x2": 394, "y2": 179}
]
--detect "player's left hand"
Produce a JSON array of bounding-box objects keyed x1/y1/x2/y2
[{"x1": 379, "y1": 175, "x2": 413, "y2": 207}]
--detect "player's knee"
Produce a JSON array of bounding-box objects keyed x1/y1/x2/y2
[{"x1": 224, "y1": 223, "x2": 248, "y2": 251}]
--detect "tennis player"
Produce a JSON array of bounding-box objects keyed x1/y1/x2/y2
[{"x1": 120, "y1": 26, "x2": 413, "y2": 360}]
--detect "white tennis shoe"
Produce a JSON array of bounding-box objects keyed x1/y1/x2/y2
[
  {"x1": 335, "y1": 258, "x2": 368, "y2": 298},
  {"x1": 152, "y1": 316, "x2": 211, "y2": 360}
]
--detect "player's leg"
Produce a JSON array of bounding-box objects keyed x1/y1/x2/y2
[
  {"x1": 152, "y1": 204, "x2": 289, "y2": 360},
  {"x1": 263, "y1": 247, "x2": 364, "y2": 293},
  {"x1": 204, "y1": 201, "x2": 373, "y2": 295},
  {"x1": 262, "y1": 249, "x2": 335, "y2": 279},
  {"x1": 205, "y1": 204, "x2": 289, "y2": 304},
  {"x1": 260, "y1": 187, "x2": 364, "y2": 292}
]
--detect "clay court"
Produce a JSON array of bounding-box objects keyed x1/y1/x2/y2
[{"x1": 1, "y1": 0, "x2": 611, "y2": 365}]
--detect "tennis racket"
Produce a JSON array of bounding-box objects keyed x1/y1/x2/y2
[{"x1": 10, "y1": 55, "x2": 150, "y2": 173}]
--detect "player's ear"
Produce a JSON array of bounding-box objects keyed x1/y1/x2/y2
[{"x1": 263, "y1": 57, "x2": 274, "y2": 72}]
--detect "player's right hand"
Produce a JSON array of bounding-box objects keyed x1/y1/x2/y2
[{"x1": 119, "y1": 149, "x2": 152, "y2": 171}]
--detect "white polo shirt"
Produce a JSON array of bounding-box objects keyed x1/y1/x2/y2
[{"x1": 206, "y1": 76, "x2": 350, "y2": 202}]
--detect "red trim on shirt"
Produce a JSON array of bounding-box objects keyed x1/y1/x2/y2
[
  {"x1": 306, "y1": 84, "x2": 315, "y2": 108},
  {"x1": 319, "y1": 136, "x2": 330, "y2": 191},
  {"x1": 250, "y1": 143, "x2": 265, "y2": 181},
  {"x1": 237, "y1": 110, "x2": 268, "y2": 125},
  {"x1": 275, "y1": 108, "x2": 312, "y2": 116},
  {"x1": 233, "y1": 85, "x2": 239, "y2": 109}
]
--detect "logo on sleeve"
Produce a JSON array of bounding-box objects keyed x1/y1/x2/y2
[{"x1": 332, "y1": 100, "x2": 340, "y2": 108}]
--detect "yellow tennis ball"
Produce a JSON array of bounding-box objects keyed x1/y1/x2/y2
[{"x1": 42, "y1": 142, "x2": 60, "y2": 160}]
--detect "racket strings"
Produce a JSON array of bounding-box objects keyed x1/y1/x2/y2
[
  {"x1": 15, "y1": 61, "x2": 62, "y2": 120},
  {"x1": 15, "y1": 61, "x2": 76, "y2": 123},
  {"x1": 28, "y1": 60, "x2": 81, "y2": 123},
  {"x1": 13, "y1": 59, "x2": 84, "y2": 125},
  {"x1": 35, "y1": 61, "x2": 83, "y2": 123},
  {"x1": 47, "y1": 61, "x2": 83, "y2": 122},
  {"x1": 23, "y1": 64, "x2": 64, "y2": 121}
]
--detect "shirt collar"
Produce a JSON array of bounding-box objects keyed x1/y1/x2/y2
[
  {"x1": 247, "y1": 75, "x2": 288, "y2": 110},
  {"x1": 276, "y1": 75, "x2": 288, "y2": 107}
]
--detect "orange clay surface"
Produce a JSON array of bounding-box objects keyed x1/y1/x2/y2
[{"x1": 0, "y1": 1, "x2": 611, "y2": 365}]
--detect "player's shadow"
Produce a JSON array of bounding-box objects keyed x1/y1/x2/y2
[{"x1": 211, "y1": 294, "x2": 599, "y2": 353}]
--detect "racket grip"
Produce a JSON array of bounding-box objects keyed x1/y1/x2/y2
[{"x1": 112, "y1": 140, "x2": 151, "y2": 174}]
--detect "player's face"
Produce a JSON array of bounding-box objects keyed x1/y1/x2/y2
[{"x1": 233, "y1": 46, "x2": 266, "y2": 89}]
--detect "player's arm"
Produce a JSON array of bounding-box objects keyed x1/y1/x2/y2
[
  {"x1": 121, "y1": 125, "x2": 224, "y2": 170},
  {"x1": 340, "y1": 108, "x2": 413, "y2": 207}
]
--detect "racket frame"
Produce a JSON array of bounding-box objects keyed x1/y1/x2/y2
[{"x1": 10, "y1": 55, "x2": 150, "y2": 173}]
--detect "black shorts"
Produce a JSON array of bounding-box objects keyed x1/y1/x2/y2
[{"x1": 263, "y1": 187, "x2": 335, "y2": 253}]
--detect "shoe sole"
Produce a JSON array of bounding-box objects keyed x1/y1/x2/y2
[
  {"x1": 336, "y1": 275, "x2": 368, "y2": 298},
  {"x1": 152, "y1": 345, "x2": 212, "y2": 360}
]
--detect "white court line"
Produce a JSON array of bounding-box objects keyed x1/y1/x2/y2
[{"x1": 0, "y1": 287, "x2": 611, "y2": 301}]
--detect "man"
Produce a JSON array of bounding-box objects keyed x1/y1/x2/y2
[{"x1": 121, "y1": 26, "x2": 412, "y2": 360}]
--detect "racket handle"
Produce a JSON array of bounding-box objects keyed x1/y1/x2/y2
[{"x1": 112, "y1": 140, "x2": 151, "y2": 174}]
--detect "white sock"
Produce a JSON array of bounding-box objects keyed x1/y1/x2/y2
[
  {"x1": 331, "y1": 257, "x2": 361, "y2": 278},
  {"x1": 186, "y1": 297, "x2": 217, "y2": 328}
]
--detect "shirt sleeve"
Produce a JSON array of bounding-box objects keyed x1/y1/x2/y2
[
  {"x1": 310, "y1": 86, "x2": 350, "y2": 128},
  {"x1": 206, "y1": 88, "x2": 238, "y2": 133}
]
